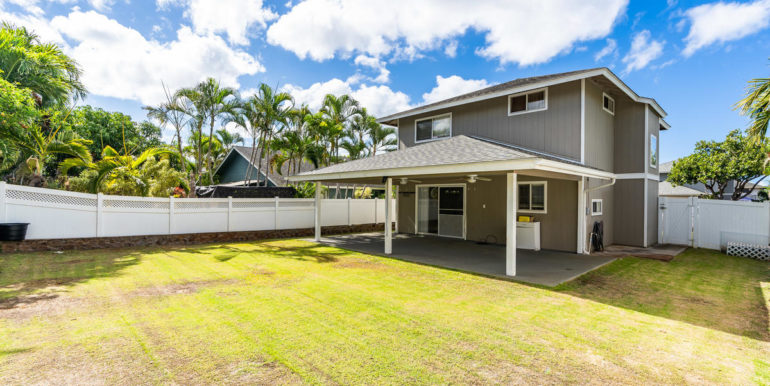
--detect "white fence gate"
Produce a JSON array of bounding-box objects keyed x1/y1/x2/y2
[
  {"x1": 0, "y1": 183, "x2": 393, "y2": 240},
  {"x1": 659, "y1": 197, "x2": 770, "y2": 250}
]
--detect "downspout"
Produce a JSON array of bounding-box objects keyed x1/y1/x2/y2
[{"x1": 583, "y1": 177, "x2": 616, "y2": 254}]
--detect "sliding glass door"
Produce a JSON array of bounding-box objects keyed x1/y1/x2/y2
[{"x1": 416, "y1": 185, "x2": 465, "y2": 238}]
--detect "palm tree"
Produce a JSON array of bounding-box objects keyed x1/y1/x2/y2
[
  {"x1": 179, "y1": 78, "x2": 237, "y2": 185},
  {"x1": 228, "y1": 95, "x2": 265, "y2": 185},
  {"x1": 320, "y1": 94, "x2": 360, "y2": 162},
  {"x1": 144, "y1": 84, "x2": 188, "y2": 183},
  {"x1": 368, "y1": 123, "x2": 398, "y2": 155},
  {"x1": 737, "y1": 65, "x2": 770, "y2": 141},
  {"x1": 0, "y1": 22, "x2": 86, "y2": 107},
  {"x1": 249, "y1": 83, "x2": 294, "y2": 186},
  {"x1": 216, "y1": 128, "x2": 244, "y2": 153},
  {"x1": 174, "y1": 86, "x2": 208, "y2": 193}
]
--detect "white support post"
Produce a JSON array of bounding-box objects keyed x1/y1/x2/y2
[
  {"x1": 506, "y1": 172, "x2": 517, "y2": 276},
  {"x1": 274, "y1": 196, "x2": 280, "y2": 230},
  {"x1": 96, "y1": 192, "x2": 104, "y2": 237},
  {"x1": 0, "y1": 181, "x2": 6, "y2": 222},
  {"x1": 394, "y1": 185, "x2": 399, "y2": 234},
  {"x1": 347, "y1": 197, "x2": 352, "y2": 226},
  {"x1": 374, "y1": 197, "x2": 378, "y2": 224},
  {"x1": 227, "y1": 196, "x2": 233, "y2": 232},
  {"x1": 314, "y1": 181, "x2": 321, "y2": 242},
  {"x1": 169, "y1": 196, "x2": 175, "y2": 234},
  {"x1": 577, "y1": 177, "x2": 586, "y2": 254},
  {"x1": 384, "y1": 177, "x2": 392, "y2": 255}
]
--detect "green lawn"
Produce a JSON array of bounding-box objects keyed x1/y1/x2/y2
[{"x1": 0, "y1": 240, "x2": 768, "y2": 384}]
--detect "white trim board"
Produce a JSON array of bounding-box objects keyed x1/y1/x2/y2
[
  {"x1": 288, "y1": 158, "x2": 616, "y2": 182},
  {"x1": 615, "y1": 173, "x2": 659, "y2": 181},
  {"x1": 580, "y1": 79, "x2": 585, "y2": 164},
  {"x1": 377, "y1": 68, "x2": 667, "y2": 123}
]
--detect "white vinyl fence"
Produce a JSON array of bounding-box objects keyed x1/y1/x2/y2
[
  {"x1": 659, "y1": 197, "x2": 770, "y2": 250},
  {"x1": 0, "y1": 183, "x2": 392, "y2": 240}
]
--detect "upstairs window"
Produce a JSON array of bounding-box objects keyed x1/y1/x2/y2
[
  {"x1": 508, "y1": 88, "x2": 548, "y2": 116},
  {"x1": 602, "y1": 93, "x2": 615, "y2": 115},
  {"x1": 650, "y1": 134, "x2": 658, "y2": 168},
  {"x1": 415, "y1": 113, "x2": 452, "y2": 142},
  {"x1": 517, "y1": 181, "x2": 547, "y2": 213}
]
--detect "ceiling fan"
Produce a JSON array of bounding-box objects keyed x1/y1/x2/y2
[
  {"x1": 455, "y1": 174, "x2": 492, "y2": 183},
  {"x1": 399, "y1": 177, "x2": 422, "y2": 185}
]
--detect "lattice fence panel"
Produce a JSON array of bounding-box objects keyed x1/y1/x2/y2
[
  {"x1": 104, "y1": 199, "x2": 169, "y2": 209},
  {"x1": 726, "y1": 242, "x2": 770, "y2": 261},
  {"x1": 175, "y1": 201, "x2": 229, "y2": 210},
  {"x1": 6, "y1": 188, "x2": 97, "y2": 207}
]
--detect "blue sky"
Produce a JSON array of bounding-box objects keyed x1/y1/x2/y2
[{"x1": 2, "y1": 0, "x2": 770, "y2": 163}]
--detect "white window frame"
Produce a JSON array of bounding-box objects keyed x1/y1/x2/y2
[
  {"x1": 414, "y1": 113, "x2": 452, "y2": 143},
  {"x1": 602, "y1": 92, "x2": 615, "y2": 116},
  {"x1": 650, "y1": 133, "x2": 658, "y2": 168},
  {"x1": 507, "y1": 87, "x2": 548, "y2": 116},
  {"x1": 413, "y1": 183, "x2": 467, "y2": 239},
  {"x1": 516, "y1": 181, "x2": 547, "y2": 214},
  {"x1": 591, "y1": 199, "x2": 603, "y2": 216}
]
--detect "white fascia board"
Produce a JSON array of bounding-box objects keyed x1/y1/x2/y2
[
  {"x1": 377, "y1": 68, "x2": 666, "y2": 123},
  {"x1": 616, "y1": 172, "x2": 659, "y2": 180},
  {"x1": 288, "y1": 157, "x2": 615, "y2": 182}
]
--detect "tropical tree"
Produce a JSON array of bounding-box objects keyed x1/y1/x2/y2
[
  {"x1": 0, "y1": 76, "x2": 39, "y2": 175},
  {"x1": 193, "y1": 78, "x2": 237, "y2": 184},
  {"x1": 144, "y1": 85, "x2": 189, "y2": 184},
  {"x1": 737, "y1": 60, "x2": 770, "y2": 141},
  {"x1": 248, "y1": 83, "x2": 293, "y2": 186},
  {"x1": 0, "y1": 22, "x2": 86, "y2": 107},
  {"x1": 367, "y1": 123, "x2": 397, "y2": 155},
  {"x1": 63, "y1": 145, "x2": 183, "y2": 197},
  {"x1": 216, "y1": 128, "x2": 244, "y2": 153},
  {"x1": 667, "y1": 129, "x2": 769, "y2": 200},
  {"x1": 320, "y1": 94, "x2": 360, "y2": 162}
]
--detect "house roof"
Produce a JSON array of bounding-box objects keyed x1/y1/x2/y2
[
  {"x1": 214, "y1": 146, "x2": 315, "y2": 186},
  {"x1": 288, "y1": 135, "x2": 613, "y2": 182},
  {"x1": 659, "y1": 160, "x2": 675, "y2": 174},
  {"x1": 377, "y1": 67, "x2": 667, "y2": 125},
  {"x1": 659, "y1": 181, "x2": 702, "y2": 197}
]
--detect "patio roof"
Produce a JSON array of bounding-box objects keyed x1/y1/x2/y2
[{"x1": 288, "y1": 135, "x2": 615, "y2": 182}]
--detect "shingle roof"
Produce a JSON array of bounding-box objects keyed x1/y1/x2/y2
[
  {"x1": 377, "y1": 68, "x2": 604, "y2": 123},
  {"x1": 659, "y1": 181, "x2": 702, "y2": 197},
  {"x1": 293, "y1": 135, "x2": 564, "y2": 177},
  {"x1": 659, "y1": 160, "x2": 675, "y2": 174},
  {"x1": 227, "y1": 146, "x2": 316, "y2": 186}
]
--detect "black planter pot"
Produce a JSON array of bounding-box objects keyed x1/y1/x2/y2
[{"x1": 0, "y1": 223, "x2": 29, "y2": 241}]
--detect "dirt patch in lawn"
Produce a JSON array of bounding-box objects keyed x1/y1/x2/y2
[
  {"x1": 129, "y1": 279, "x2": 243, "y2": 297},
  {"x1": 333, "y1": 258, "x2": 387, "y2": 270}
]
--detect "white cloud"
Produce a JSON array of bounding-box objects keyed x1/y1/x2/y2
[
  {"x1": 621, "y1": 30, "x2": 664, "y2": 74},
  {"x1": 49, "y1": 10, "x2": 264, "y2": 105},
  {"x1": 282, "y1": 78, "x2": 410, "y2": 118},
  {"x1": 444, "y1": 40, "x2": 458, "y2": 57},
  {"x1": 154, "y1": 0, "x2": 276, "y2": 45},
  {"x1": 353, "y1": 54, "x2": 389, "y2": 83},
  {"x1": 421, "y1": 75, "x2": 489, "y2": 104},
  {"x1": 682, "y1": 0, "x2": 770, "y2": 57},
  {"x1": 594, "y1": 38, "x2": 617, "y2": 62},
  {"x1": 267, "y1": 0, "x2": 628, "y2": 66},
  {"x1": 87, "y1": 0, "x2": 114, "y2": 12}
]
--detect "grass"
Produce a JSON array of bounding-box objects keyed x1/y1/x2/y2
[{"x1": 0, "y1": 240, "x2": 768, "y2": 384}]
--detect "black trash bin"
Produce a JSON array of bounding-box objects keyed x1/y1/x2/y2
[{"x1": 0, "y1": 223, "x2": 29, "y2": 241}]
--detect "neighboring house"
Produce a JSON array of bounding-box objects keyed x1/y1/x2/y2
[
  {"x1": 214, "y1": 146, "x2": 314, "y2": 187},
  {"x1": 659, "y1": 160, "x2": 765, "y2": 200},
  {"x1": 289, "y1": 67, "x2": 668, "y2": 276}
]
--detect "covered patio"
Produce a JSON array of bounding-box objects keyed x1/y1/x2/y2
[
  {"x1": 289, "y1": 135, "x2": 617, "y2": 281},
  {"x1": 315, "y1": 233, "x2": 615, "y2": 286}
]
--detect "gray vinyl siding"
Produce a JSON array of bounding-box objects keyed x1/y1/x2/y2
[
  {"x1": 612, "y1": 179, "x2": 645, "y2": 246},
  {"x1": 586, "y1": 177, "x2": 614, "y2": 246},
  {"x1": 396, "y1": 174, "x2": 578, "y2": 252},
  {"x1": 584, "y1": 82, "x2": 615, "y2": 172},
  {"x1": 613, "y1": 98, "x2": 646, "y2": 174},
  {"x1": 647, "y1": 108, "x2": 661, "y2": 175},
  {"x1": 398, "y1": 81, "x2": 582, "y2": 162},
  {"x1": 647, "y1": 179, "x2": 659, "y2": 246}
]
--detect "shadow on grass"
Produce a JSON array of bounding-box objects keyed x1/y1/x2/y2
[
  {"x1": 556, "y1": 248, "x2": 770, "y2": 342},
  {"x1": 0, "y1": 249, "x2": 141, "y2": 309},
  {"x1": 179, "y1": 242, "x2": 345, "y2": 264}
]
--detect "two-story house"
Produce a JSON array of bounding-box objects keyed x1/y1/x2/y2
[{"x1": 288, "y1": 68, "x2": 669, "y2": 278}]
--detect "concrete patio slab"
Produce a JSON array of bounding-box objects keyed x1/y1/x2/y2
[{"x1": 312, "y1": 233, "x2": 616, "y2": 286}]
